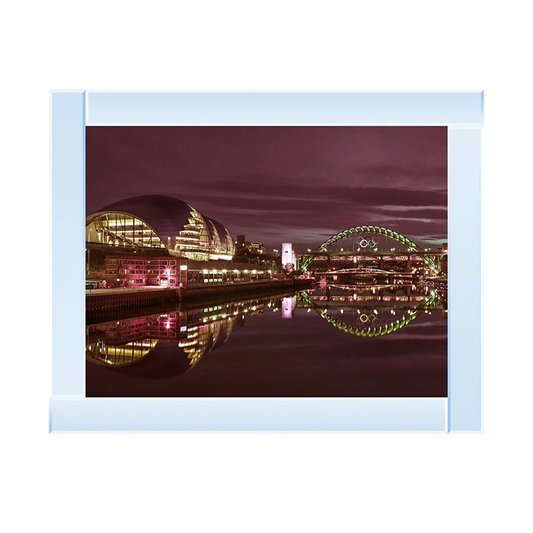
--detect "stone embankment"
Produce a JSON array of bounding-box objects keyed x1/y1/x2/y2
[{"x1": 86, "y1": 278, "x2": 312, "y2": 313}]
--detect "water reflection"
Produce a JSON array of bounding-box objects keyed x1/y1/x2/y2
[
  {"x1": 86, "y1": 295, "x2": 275, "y2": 373},
  {"x1": 86, "y1": 284, "x2": 447, "y2": 397},
  {"x1": 86, "y1": 285, "x2": 447, "y2": 362},
  {"x1": 299, "y1": 284, "x2": 446, "y2": 337}
]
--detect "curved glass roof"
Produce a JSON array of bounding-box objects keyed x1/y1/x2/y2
[
  {"x1": 87, "y1": 194, "x2": 236, "y2": 260},
  {"x1": 97, "y1": 195, "x2": 196, "y2": 242}
]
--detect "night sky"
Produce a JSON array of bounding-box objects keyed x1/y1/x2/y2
[{"x1": 86, "y1": 126, "x2": 447, "y2": 251}]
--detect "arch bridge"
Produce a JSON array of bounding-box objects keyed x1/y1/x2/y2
[{"x1": 300, "y1": 225, "x2": 441, "y2": 273}]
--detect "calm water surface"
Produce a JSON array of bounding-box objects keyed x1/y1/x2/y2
[{"x1": 86, "y1": 284, "x2": 447, "y2": 397}]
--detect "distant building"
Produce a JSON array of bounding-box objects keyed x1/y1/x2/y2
[
  {"x1": 247, "y1": 242, "x2": 266, "y2": 254},
  {"x1": 235, "y1": 235, "x2": 266, "y2": 255}
]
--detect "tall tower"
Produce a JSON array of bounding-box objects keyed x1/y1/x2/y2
[{"x1": 281, "y1": 242, "x2": 295, "y2": 270}]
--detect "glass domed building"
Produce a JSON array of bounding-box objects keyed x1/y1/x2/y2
[{"x1": 86, "y1": 195, "x2": 235, "y2": 261}]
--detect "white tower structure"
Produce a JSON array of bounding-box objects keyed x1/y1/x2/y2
[{"x1": 281, "y1": 242, "x2": 295, "y2": 271}]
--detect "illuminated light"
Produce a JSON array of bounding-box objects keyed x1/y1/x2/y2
[
  {"x1": 178, "y1": 340, "x2": 199, "y2": 348},
  {"x1": 203, "y1": 269, "x2": 208, "y2": 274},
  {"x1": 244, "y1": 270, "x2": 249, "y2": 274},
  {"x1": 234, "y1": 270, "x2": 239, "y2": 274},
  {"x1": 252, "y1": 270, "x2": 257, "y2": 274},
  {"x1": 180, "y1": 265, "x2": 188, "y2": 271}
]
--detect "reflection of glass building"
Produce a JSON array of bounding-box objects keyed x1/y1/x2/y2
[
  {"x1": 86, "y1": 195, "x2": 235, "y2": 261},
  {"x1": 86, "y1": 304, "x2": 240, "y2": 377},
  {"x1": 86, "y1": 296, "x2": 276, "y2": 375}
]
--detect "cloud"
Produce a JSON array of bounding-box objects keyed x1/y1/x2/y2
[{"x1": 86, "y1": 127, "x2": 447, "y2": 250}]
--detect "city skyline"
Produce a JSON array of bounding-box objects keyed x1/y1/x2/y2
[{"x1": 86, "y1": 126, "x2": 447, "y2": 251}]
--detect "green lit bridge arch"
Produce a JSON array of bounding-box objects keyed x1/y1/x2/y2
[
  {"x1": 299, "y1": 289, "x2": 440, "y2": 338},
  {"x1": 300, "y1": 225, "x2": 438, "y2": 272}
]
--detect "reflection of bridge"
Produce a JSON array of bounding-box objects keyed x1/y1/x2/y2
[
  {"x1": 299, "y1": 225, "x2": 446, "y2": 275},
  {"x1": 301, "y1": 283, "x2": 443, "y2": 305},
  {"x1": 298, "y1": 287, "x2": 445, "y2": 337}
]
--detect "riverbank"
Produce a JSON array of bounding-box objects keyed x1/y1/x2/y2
[{"x1": 86, "y1": 278, "x2": 312, "y2": 314}]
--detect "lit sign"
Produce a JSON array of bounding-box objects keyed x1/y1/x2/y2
[{"x1": 355, "y1": 236, "x2": 380, "y2": 248}]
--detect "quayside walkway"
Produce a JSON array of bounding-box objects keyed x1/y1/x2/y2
[{"x1": 86, "y1": 278, "x2": 312, "y2": 313}]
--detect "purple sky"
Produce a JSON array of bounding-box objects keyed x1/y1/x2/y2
[{"x1": 86, "y1": 126, "x2": 447, "y2": 251}]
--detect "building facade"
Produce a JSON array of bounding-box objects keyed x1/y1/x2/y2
[
  {"x1": 105, "y1": 256, "x2": 188, "y2": 289},
  {"x1": 104, "y1": 255, "x2": 271, "y2": 289},
  {"x1": 86, "y1": 195, "x2": 235, "y2": 261}
]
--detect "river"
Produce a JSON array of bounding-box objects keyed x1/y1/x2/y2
[{"x1": 86, "y1": 283, "x2": 447, "y2": 397}]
